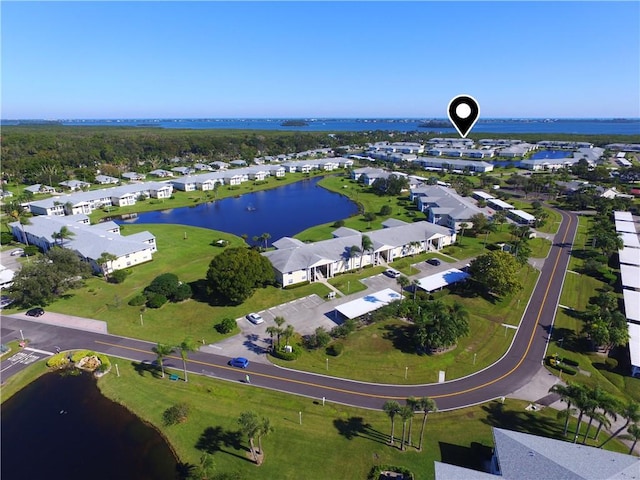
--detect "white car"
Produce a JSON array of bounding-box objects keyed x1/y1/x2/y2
[
  {"x1": 385, "y1": 268, "x2": 401, "y2": 278},
  {"x1": 246, "y1": 312, "x2": 264, "y2": 325},
  {"x1": 10, "y1": 249, "x2": 24, "y2": 256}
]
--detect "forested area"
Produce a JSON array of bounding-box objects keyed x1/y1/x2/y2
[{"x1": 2, "y1": 125, "x2": 637, "y2": 187}]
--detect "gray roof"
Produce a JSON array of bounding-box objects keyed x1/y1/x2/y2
[
  {"x1": 264, "y1": 221, "x2": 452, "y2": 273},
  {"x1": 492, "y1": 428, "x2": 640, "y2": 480},
  {"x1": 413, "y1": 185, "x2": 489, "y2": 221},
  {"x1": 434, "y1": 462, "x2": 497, "y2": 480}
]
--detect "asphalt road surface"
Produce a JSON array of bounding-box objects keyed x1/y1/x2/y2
[{"x1": 0, "y1": 209, "x2": 579, "y2": 412}]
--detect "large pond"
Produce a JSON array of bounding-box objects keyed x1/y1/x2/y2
[
  {"x1": 117, "y1": 176, "x2": 359, "y2": 244},
  {"x1": 1, "y1": 372, "x2": 177, "y2": 480}
]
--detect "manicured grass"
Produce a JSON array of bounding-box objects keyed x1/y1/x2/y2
[
  {"x1": 272, "y1": 266, "x2": 539, "y2": 383},
  {"x1": 92, "y1": 359, "x2": 629, "y2": 479},
  {"x1": 2, "y1": 224, "x2": 331, "y2": 345},
  {"x1": 327, "y1": 267, "x2": 385, "y2": 295}
]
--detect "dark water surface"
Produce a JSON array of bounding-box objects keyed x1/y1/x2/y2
[
  {"x1": 1, "y1": 372, "x2": 177, "y2": 480},
  {"x1": 118, "y1": 176, "x2": 359, "y2": 243}
]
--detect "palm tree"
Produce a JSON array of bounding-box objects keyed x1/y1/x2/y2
[
  {"x1": 406, "y1": 397, "x2": 418, "y2": 448},
  {"x1": 594, "y1": 394, "x2": 619, "y2": 442},
  {"x1": 257, "y1": 416, "x2": 274, "y2": 458},
  {"x1": 600, "y1": 401, "x2": 640, "y2": 448},
  {"x1": 361, "y1": 235, "x2": 373, "y2": 267},
  {"x1": 177, "y1": 337, "x2": 198, "y2": 382},
  {"x1": 383, "y1": 400, "x2": 401, "y2": 446},
  {"x1": 417, "y1": 397, "x2": 437, "y2": 451},
  {"x1": 397, "y1": 275, "x2": 410, "y2": 296},
  {"x1": 9, "y1": 208, "x2": 31, "y2": 246},
  {"x1": 237, "y1": 411, "x2": 260, "y2": 462},
  {"x1": 348, "y1": 245, "x2": 361, "y2": 271},
  {"x1": 412, "y1": 279, "x2": 420, "y2": 301},
  {"x1": 549, "y1": 383, "x2": 576, "y2": 437},
  {"x1": 265, "y1": 326, "x2": 279, "y2": 351},
  {"x1": 570, "y1": 384, "x2": 591, "y2": 443},
  {"x1": 282, "y1": 324, "x2": 295, "y2": 347},
  {"x1": 152, "y1": 342, "x2": 175, "y2": 379},
  {"x1": 97, "y1": 251, "x2": 118, "y2": 281},
  {"x1": 399, "y1": 405, "x2": 414, "y2": 451},
  {"x1": 458, "y1": 222, "x2": 470, "y2": 245},
  {"x1": 578, "y1": 386, "x2": 600, "y2": 444},
  {"x1": 273, "y1": 316, "x2": 285, "y2": 347},
  {"x1": 623, "y1": 423, "x2": 640, "y2": 455},
  {"x1": 52, "y1": 226, "x2": 75, "y2": 246},
  {"x1": 260, "y1": 232, "x2": 271, "y2": 250}
]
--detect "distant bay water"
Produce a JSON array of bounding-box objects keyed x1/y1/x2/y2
[{"x1": 4, "y1": 118, "x2": 640, "y2": 135}]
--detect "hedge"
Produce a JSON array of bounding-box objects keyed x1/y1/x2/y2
[
  {"x1": 271, "y1": 344, "x2": 302, "y2": 361},
  {"x1": 547, "y1": 356, "x2": 578, "y2": 375},
  {"x1": 46, "y1": 352, "x2": 70, "y2": 369},
  {"x1": 367, "y1": 465, "x2": 414, "y2": 480}
]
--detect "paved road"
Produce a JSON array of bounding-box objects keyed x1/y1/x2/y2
[{"x1": 0, "y1": 209, "x2": 578, "y2": 412}]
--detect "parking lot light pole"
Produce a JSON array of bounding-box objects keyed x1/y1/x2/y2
[
  {"x1": 19, "y1": 330, "x2": 24, "y2": 341},
  {"x1": 140, "y1": 313, "x2": 144, "y2": 326},
  {"x1": 326, "y1": 358, "x2": 329, "y2": 371},
  {"x1": 405, "y1": 366, "x2": 408, "y2": 380}
]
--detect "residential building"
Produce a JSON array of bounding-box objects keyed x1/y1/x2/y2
[
  {"x1": 435, "y1": 427, "x2": 640, "y2": 480},
  {"x1": 411, "y1": 185, "x2": 491, "y2": 230},
  {"x1": 59, "y1": 180, "x2": 91, "y2": 191},
  {"x1": 95, "y1": 175, "x2": 120, "y2": 185},
  {"x1": 263, "y1": 220, "x2": 455, "y2": 286}
]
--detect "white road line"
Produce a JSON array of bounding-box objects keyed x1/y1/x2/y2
[{"x1": 24, "y1": 347, "x2": 55, "y2": 355}]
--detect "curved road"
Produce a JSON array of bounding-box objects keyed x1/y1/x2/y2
[{"x1": 1, "y1": 209, "x2": 578, "y2": 412}]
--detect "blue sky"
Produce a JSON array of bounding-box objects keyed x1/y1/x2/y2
[{"x1": 2, "y1": 1, "x2": 639, "y2": 119}]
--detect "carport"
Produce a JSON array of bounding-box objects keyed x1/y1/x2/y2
[
  {"x1": 334, "y1": 288, "x2": 402, "y2": 320},
  {"x1": 415, "y1": 268, "x2": 469, "y2": 293}
]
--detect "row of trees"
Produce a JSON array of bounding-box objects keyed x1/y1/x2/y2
[
  {"x1": 382, "y1": 397, "x2": 437, "y2": 451},
  {"x1": 549, "y1": 382, "x2": 640, "y2": 453},
  {"x1": 152, "y1": 337, "x2": 198, "y2": 382}
]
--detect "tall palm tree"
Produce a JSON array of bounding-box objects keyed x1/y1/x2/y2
[
  {"x1": 257, "y1": 416, "x2": 274, "y2": 457},
  {"x1": 600, "y1": 401, "x2": 640, "y2": 448},
  {"x1": 623, "y1": 423, "x2": 640, "y2": 455},
  {"x1": 9, "y1": 208, "x2": 31, "y2": 246},
  {"x1": 579, "y1": 386, "x2": 600, "y2": 444},
  {"x1": 412, "y1": 279, "x2": 420, "y2": 301},
  {"x1": 458, "y1": 222, "x2": 470, "y2": 245},
  {"x1": 265, "y1": 326, "x2": 279, "y2": 351},
  {"x1": 177, "y1": 337, "x2": 198, "y2": 382},
  {"x1": 361, "y1": 235, "x2": 373, "y2": 267},
  {"x1": 152, "y1": 342, "x2": 175, "y2": 378},
  {"x1": 570, "y1": 384, "x2": 591, "y2": 443},
  {"x1": 260, "y1": 232, "x2": 271, "y2": 250},
  {"x1": 97, "y1": 251, "x2": 118, "y2": 281},
  {"x1": 383, "y1": 400, "x2": 401, "y2": 446},
  {"x1": 399, "y1": 405, "x2": 414, "y2": 451},
  {"x1": 405, "y1": 397, "x2": 418, "y2": 448},
  {"x1": 237, "y1": 411, "x2": 260, "y2": 462},
  {"x1": 397, "y1": 275, "x2": 410, "y2": 296},
  {"x1": 348, "y1": 245, "x2": 361, "y2": 271},
  {"x1": 282, "y1": 324, "x2": 295, "y2": 347},
  {"x1": 52, "y1": 226, "x2": 75, "y2": 246},
  {"x1": 594, "y1": 394, "x2": 619, "y2": 442},
  {"x1": 549, "y1": 383, "x2": 576, "y2": 437},
  {"x1": 417, "y1": 397, "x2": 437, "y2": 452},
  {"x1": 273, "y1": 316, "x2": 285, "y2": 347}
]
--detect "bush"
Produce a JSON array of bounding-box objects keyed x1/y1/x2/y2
[
  {"x1": 23, "y1": 245, "x2": 39, "y2": 256},
  {"x1": 547, "y1": 356, "x2": 577, "y2": 375},
  {"x1": 326, "y1": 342, "x2": 344, "y2": 357},
  {"x1": 368, "y1": 465, "x2": 414, "y2": 480},
  {"x1": 561, "y1": 357, "x2": 579, "y2": 367},
  {"x1": 172, "y1": 283, "x2": 192, "y2": 302},
  {"x1": 128, "y1": 294, "x2": 147, "y2": 307},
  {"x1": 109, "y1": 269, "x2": 128, "y2": 284},
  {"x1": 46, "y1": 352, "x2": 70, "y2": 369},
  {"x1": 71, "y1": 350, "x2": 95, "y2": 363},
  {"x1": 305, "y1": 327, "x2": 331, "y2": 350},
  {"x1": 1, "y1": 232, "x2": 14, "y2": 245},
  {"x1": 330, "y1": 319, "x2": 357, "y2": 339},
  {"x1": 163, "y1": 403, "x2": 190, "y2": 426},
  {"x1": 146, "y1": 293, "x2": 168, "y2": 309},
  {"x1": 271, "y1": 344, "x2": 302, "y2": 361},
  {"x1": 97, "y1": 353, "x2": 111, "y2": 370},
  {"x1": 215, "y1": 317, "x2": 237, "y2": 334}
]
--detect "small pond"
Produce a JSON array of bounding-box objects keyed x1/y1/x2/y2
[{"x1": 1, "y1": 372, "x2": 177, "y2": 480}]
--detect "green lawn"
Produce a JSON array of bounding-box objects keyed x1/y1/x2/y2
[
  {"x1": 2, "y1": 224, "x2": 331, "y2": 345},
  {"x1": 3, "y1": 358, "x2": 628, "y2": 480},
  {"x1": 272, "y1": 266, "x2": 539, "y2": 383}
]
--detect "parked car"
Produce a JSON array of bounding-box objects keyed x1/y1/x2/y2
[
  {"x1": 0, "y1": 296, "x2": 14, "y2": 309},
  {"x1": 10, "y1": 249, "x2": 24, "y2": 256},
  {"x1": 26, "y1": 307, "x2": 45, "y2": 317},
  {"x1": 246, "y1": 312, "x2": 264, "y2": 325},
  {"x1": 228, "y1": 357, "x2": 250, "y2": 369},
  {"x1": 385, "y1": 268, "x2": 401, "y2": 278},
  {"x1": 426, "y1": 258, "x2": 441, "y2": 266}
]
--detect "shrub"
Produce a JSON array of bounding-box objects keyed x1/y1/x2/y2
[
  {"x1": 330, "y1": 319, "x2": 357, "y2": 339},
  {"x1": 215, "y1": 317, "x2": 237, "y2": 334},
  {"x1": 109, "y1": 269, "x2": 128, "y2": 284},
  {"x1": 271, "y1": 344, "x2": 302, "y2": 361},
  {"x1": 128, "y1": 294, "x2": 147, "y2": 307},
  {"x1": 71, "y1": 350, "x2": 95, "y2": 363},
  {"x1": 97, "y1": 354, "x2": 111, "y2": 370},
  {"x1": 23, "y1": 245, "x2": 39, "y2": 256},
  {"x1": 1, "y1": 232, "x2": 14, "y2": 245},
  {"x1": 163, "y1": 403, "x2": 190, "y2": 426},
  {"x1": 46, "y1": 353, "x2": 70, "y2": 369},
  {"x1": 172, "y1": 283, "x2": 192, "y2": 302},
  {"x1": 332, "y1": 219, "x2": 345, "y2": 228},
  {"x1": 368, "y1": 465, "x2": 414, "y2": 480},
  {"x1": 146, "y1": 293, "x2": 168, "y2": 309},
  {"x1": 326, "y1": 342, "x2": 344, "y2": 357},
  {"x1": 305, "y1": 327, "x2": 331, "y2": 350},
  {"x1": 547, "y1": 356, "x2": 577, "y2": 375},
  {"x1": 561, "y1": 357, "x2": 579, "y2": 367}
]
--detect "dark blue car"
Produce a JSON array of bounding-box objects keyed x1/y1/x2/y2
[{"x1": 228, "y1": 357, "x2": 249, "y2": 369}]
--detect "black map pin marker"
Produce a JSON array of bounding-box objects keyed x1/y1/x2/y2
[{"x1": 448, "y1": 95, "x2": 480, "y2": 138}]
